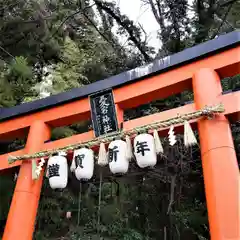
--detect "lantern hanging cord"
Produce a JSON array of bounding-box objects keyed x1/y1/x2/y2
[
  {"x1": 8, "y1": 103, "x2": 224, "y2": 163},
  {"x1": 77, "y1": 181, "x2": 82, "y2": 226},
  {"x1": 97, "y1": 169, "x2": 103, "y2": 236}
]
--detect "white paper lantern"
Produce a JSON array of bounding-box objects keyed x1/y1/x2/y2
[
  {"x1": 108, "y1": 140, "x2": 129, "y2": 174},
  {"x1": 134, "y1": 133, "x2": 157, "y2": 168},
  {"x1": 73, "y1": 148, "x2": 94, "y2": 181},
  {"x1": 47, "y1": 153, "x2": 68, "y2": 189}
]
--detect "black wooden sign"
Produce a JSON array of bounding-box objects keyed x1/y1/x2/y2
[{"x1": 89, "y1": 89, "x2": 119, "y2": 137}]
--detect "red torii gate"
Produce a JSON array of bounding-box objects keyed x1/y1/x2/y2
[{"x1": 0, "y1": 31, "x2": 239, "y2": 240}]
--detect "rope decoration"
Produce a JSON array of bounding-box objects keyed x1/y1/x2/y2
[{"x1": 8, "y1": 103, "x2": 224, "y2": 164}]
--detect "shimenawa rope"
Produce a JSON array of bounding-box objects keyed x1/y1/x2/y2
[{"x1": 8, "y1": 103, "x2": 224, "y2": 163}]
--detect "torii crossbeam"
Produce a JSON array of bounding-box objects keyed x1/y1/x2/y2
[{"x1": 0, "y1": 31, "x2": 240, "y2": 240}]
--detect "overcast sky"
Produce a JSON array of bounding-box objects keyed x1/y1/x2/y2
[{"x1": 117, "y1": 0, "x2": 161, "y2": 50}]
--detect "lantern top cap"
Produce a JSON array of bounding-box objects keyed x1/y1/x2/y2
[{"x1": 51, "y1": 151, "x2": 67, "y2": 157}]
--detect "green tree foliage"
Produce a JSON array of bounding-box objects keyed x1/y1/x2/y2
[
  {"x1": 0, "y1": 0, "x2": 61, "y2": 63},
  {"x1": 0, "y1": 56, "x2": 34, "y2": 105},
  {"x1": 51, "y1": 36, "x2": 88, "y2": 93}
]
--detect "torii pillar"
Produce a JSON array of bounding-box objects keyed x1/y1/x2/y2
[
  {"x1": 193, "y1": 68, "x2": 240, "y2": 240},
  {"x1": 2, "y1": 121, "x2": 51, "y2": 240}
]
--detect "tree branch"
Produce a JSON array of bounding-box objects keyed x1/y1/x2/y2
[
  {"x1": 167, "y1": 174, "x2": 176, "y2": 214},
  {"x1": 214, "y1": 12, "x2": 235, "y2": 30},
  {"x1": 165, "y1": 1, "x2": 181, "y2": 52},
  {"x1": 215, "y1": 0, "x2": 238, "y2": 10},
  {"x1": 0, "y1": 45, "x2": 15, "y2": 61},
  {"x1": 148, "y1": 0, "x2": 161, "y2": 26},
  {"x1": 211, "y1": 1, "x2": 234, "y2": 39},
  {"x1": 94, "y1": 0, "x2": 151, "y2": 62},
  {"x1": 48, "y1": 3, "x2": 96, "y2": 40},
  {"x1": 138, "y1": 23, "x2": 148, "y2": 44},
  {"x1": 82, "y1": 12, "x2": 116, "y2": 50}
]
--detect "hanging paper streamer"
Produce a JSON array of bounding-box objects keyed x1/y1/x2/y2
[
  {"x1": 98, "y1": 142, "x2": 108, "y2": 166},
  {"x1": 184, "y1": 120, "x2": 197, "y2": 147},
  {"x1": 134, "y1": 133, "x2": 157, "y2": 168},
  {"x1": 168, "y1": 125, "x2": 177, "y2": 146},
  {"x1": 153, "y1": 129, "x2": 164, "y2": 154},
  {"x1": 73, "y1": 148, "x2": 94, "y2": 181},
  {"x1": 35, "y1": 158, "x2": 45, "y2": 179},
  {"x1": 47, "y1": 152, "x2": 68, "y2": 189},
  {"x1": 108, "y1": 139, "x2": 129, "y2": 174}
]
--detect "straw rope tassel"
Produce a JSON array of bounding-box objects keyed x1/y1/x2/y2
[
  {"x1": 125, "y1": 135, "x2": 133, "y2": 161},
  {"x1": 153, "y1": 129, "x2": 164, "y2": 154},
  {"x1": 98, "y1": 142, "x2": 108, "y2": 166},
  {"x1": 184, "y1": 120, "x2": 197, "y2": 147},
  {"x1": 70, "y1": 156, "x2": 76, "y2": 172},
  {"x1": 45, "y1": 161, "x2": 49, "y2": 178},
  {"x1": 32, "y1": 159, "x2": 38, "y2": 180}
]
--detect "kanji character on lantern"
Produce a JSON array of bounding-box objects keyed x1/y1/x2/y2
[
  {"x1": 135, "y1": 141, "x2": 150, "y2": 156},
  {"x1": 75, "y1": 154, "x2": 85, "y2": 168},
  {"x1": 48, "y1": 163, "x2": 60, "y2": 178},
  {"x1": 108, "y1": 139, "x2": 129, "y2": 174},
  {"x1": 134, "y1": 133, "x2": 157, "y2": 168},
  {"x1": 47, "y1": 152, "x2": 68, "y2": 189},
  {"x1": 71, "y1": 148, "x2": 94, "y2": 181},
  {"x1": 108, "y1": 146, "x2": 119, "y2": 163}
]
